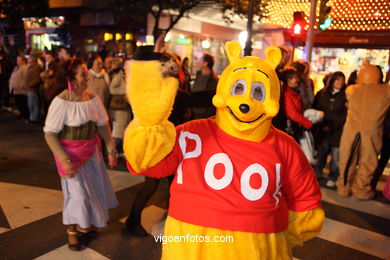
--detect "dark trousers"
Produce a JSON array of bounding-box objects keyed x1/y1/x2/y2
[
  {"x1": 315, "y1": 135, "x2": 340, "y2": 181},
  {"x1": 125, "y1": 175, "x2": 174, "y2": 227},
  {"x1": 27, "y1": 92, "x2": 40, "y2": 122},
  {"x1": 371, "y1": 133, "x2": 390, "y2": 190},
  {"x1": 0, "y1": 82, "x2": 10, "y2": 108},
  {"x1": 15, "y1": 94, "x2": 29, "y2": 119}
]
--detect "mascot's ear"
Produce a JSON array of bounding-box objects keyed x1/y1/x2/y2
[
  {"x1": 265, "y1": 46, "x2": 282, "y2": 70},
  {"x1": 225, "y1": 41, "x2": 242, "y2": 64}
]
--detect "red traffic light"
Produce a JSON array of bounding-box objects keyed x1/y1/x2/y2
[
  {"x1": 293, "y1": 23, "x2": 303, "y2": 35},
  {"x1": 288, "y1": 12, "x2": 307, "y2": 46},
  {"x1": 290, "y1": 11, "x2": 307, "y2": 36}
]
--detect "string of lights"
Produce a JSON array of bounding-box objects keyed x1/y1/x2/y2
[{"x1": 260, "y1": 0, "x2": 390, "y2": 31}]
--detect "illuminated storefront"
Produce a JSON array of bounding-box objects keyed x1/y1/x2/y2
[
  {"x1": 163, "y1": 30, "x2": 229, "y2": 75},
  {"x1": 258, "y1": 0, "x2": 390, "y2": 91},
  {"x1": 305, "y1": 47, "x2": 389, "y2": 92},
  {"x1": 146, "y1": 14, "x2": 251, "y2": 75},
  {"x1": 24, "y1": 16, "x2": 64, "y2": 50}
]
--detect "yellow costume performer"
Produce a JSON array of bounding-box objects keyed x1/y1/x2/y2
[{"x1": 124, "y1": 41, "x2": 324, "y2": 259}]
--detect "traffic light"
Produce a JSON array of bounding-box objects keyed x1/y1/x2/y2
[
  {"x1": 319, "y1": 0, "x2": 332, "y2": 30},
  {"x1": 290, "y1": 11, "x2": 307, "y2": 46}
]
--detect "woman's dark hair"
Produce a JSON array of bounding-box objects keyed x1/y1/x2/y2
[
  {"x1": 291, "y1": 61, "x2": 305, "y2": 79},
  {"x1": 182, "y1": 57, "x2": 189, "y2": 66},
  {"x1": 347, "y1": 70, "x2": 358, "y2": 86},
  {"x1": 376, "y1": 65, "x2": 384, "y2": 83},
  {"x1": 326, "y1": 71, "x2": 346, "y2": 91},
  {"x1": 87, "y1": 52, "x2": 100, "y2": 69},
  {"x1": 279, "y1": 67, "x2": 297, "y2": 85},
  {"x1": 65, "y1": 58, "x2": 84, "y2": 82}
]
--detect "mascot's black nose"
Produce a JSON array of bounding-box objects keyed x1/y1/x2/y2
[{"x1": 239, "y1": 104, "x2": 250, "y2": 113}]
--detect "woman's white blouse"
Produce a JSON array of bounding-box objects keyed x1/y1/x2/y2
[{"x1": 44, "y1": 95, "x2": 108, "y2": 133}]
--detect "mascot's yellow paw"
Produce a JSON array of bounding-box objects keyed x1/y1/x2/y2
[
  {"x1": 127, "y1": 60, "x2": 178, "y2": 126},
  {"x1": 285, "y1": 208, "x2": 325, "y2": 247},
  {"x1": 123, "y1": 60, "x2": 179, "y2": 172}
]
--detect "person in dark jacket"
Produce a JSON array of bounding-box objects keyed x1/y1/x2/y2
[
  {"x1": 272, "y1": 47, "x2": 291, "y2": 132},
  {"x1": 0, "y1": 50, "x2": 13, "y2": 109},
  {"x1": 190, "y1": 53, "x2": 219, "y2": 119},
  {"x1": 313, "y1": 71, "x2": 347, "y2": 186}
]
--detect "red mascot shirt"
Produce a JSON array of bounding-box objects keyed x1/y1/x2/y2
[{"x1": 127, "y1": 118, "x2": 322, "y2": 233}]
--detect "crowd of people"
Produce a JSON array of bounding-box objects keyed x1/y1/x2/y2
[
  {"x1": 273, "y1": 49, "x2": 389, "y2": 202},
  {"x1": 0, "y1": 40, "x2": 389, "y2": 251}
]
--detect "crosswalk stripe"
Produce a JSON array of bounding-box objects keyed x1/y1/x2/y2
[
  {"x1": 107, "y1": 169, "x2": 144, "y2": 192},
  {"x1": 318, "y1": 218, "x2": 390, "y2": 259},
  {"x1": 320, "y1": 187, "x2": 390, "y2": 219},
  {"x1": 34, "y1": 245, "x2": 110, "y2": 260}
]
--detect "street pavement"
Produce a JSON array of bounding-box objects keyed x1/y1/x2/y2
[{"x1": 0, "y1": 108, "x2": 389, "y2": 260}]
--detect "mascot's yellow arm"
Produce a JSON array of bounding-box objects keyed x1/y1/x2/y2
[
  {"x1": 161, "y1": 208, "x2": 324, "y2": 260},
  {"x1": 123, "y1": 61, "x2": 178, "y2": 172}
]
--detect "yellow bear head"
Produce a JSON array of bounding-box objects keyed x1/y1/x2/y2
[{"x1": 213, "y1": 41, "x2": 281, "y2": 142}]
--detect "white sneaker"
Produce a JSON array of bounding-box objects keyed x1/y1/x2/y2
[{"x1": 326, "y1": 180, "x2": 336, "y2": 187}]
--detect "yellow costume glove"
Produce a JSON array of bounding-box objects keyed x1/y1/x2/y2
[
  {"x1": 284, "y1": 208, "x2": 325, "y2": 248},
  {"x1": 124, "y1": 61, "x2": 179, "y2": 172}
]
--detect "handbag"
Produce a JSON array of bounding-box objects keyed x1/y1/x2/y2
[
  {"x1": 299, "y1": 130, "x2": 317, "y2": 165},
  {"x1": 109, "y1": 94, "x2": 130, "y2": 110}
]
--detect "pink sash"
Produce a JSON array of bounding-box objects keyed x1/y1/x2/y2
[{"x1": 54, "y1": 136, "x2": 100, "y2": 177}]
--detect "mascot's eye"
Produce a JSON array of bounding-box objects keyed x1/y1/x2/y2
[
  {"x1": 231, "y1": 79, "x2": 246, "y2": 96},
  {"x1": 252, "y1": 82, "x2": 265, "y2": 102}
]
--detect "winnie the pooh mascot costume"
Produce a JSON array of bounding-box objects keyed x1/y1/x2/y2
[{"x1": 124, "y1": 41, "x2": 324, "y2": 259}]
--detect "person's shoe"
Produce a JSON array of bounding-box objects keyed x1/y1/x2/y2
[
  {"x1": 124, "y1": 218, "x2": 149, "y2": 237},
  {"x1": 67, "y1": 229, "x2": 83, "y2": 251},
  {"x1": 316, "y1": 173, "x2": 326, "y2": 180},
  {"x1": 77, "y1": 229, "x2": 98, "y2": 239},
  {"x1": 125, "y1": 224, "x2": 149, "y2": 237},
  {"x1": 77, "y1": 229, "x2": 97, "y2": 245},
  {"x1": 326, "y1": 180, "x2": 336, "y2": 187}
]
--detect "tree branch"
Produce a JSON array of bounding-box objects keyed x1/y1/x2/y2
[
  {"x1": 165, "y1": 2, "x2": 198, "y2": 32},
  {"x1": 148, "y1": 0, "x2": 160, "y2": 17}
]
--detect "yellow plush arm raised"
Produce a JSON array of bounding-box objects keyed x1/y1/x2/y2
[
  {"x1": 284, "y1": 208, "x2": 325, "y2": 248},
  {"x1": 123, "y1": 60, "x2": 178, "y2": 172}
]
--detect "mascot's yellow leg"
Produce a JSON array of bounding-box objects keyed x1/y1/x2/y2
[
  {"x1": 162, "y1": 218, "x2": 290, "y2": 260},
  {"x1": 161, "y1": 208, "x2": 324, "y2": 260}
]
